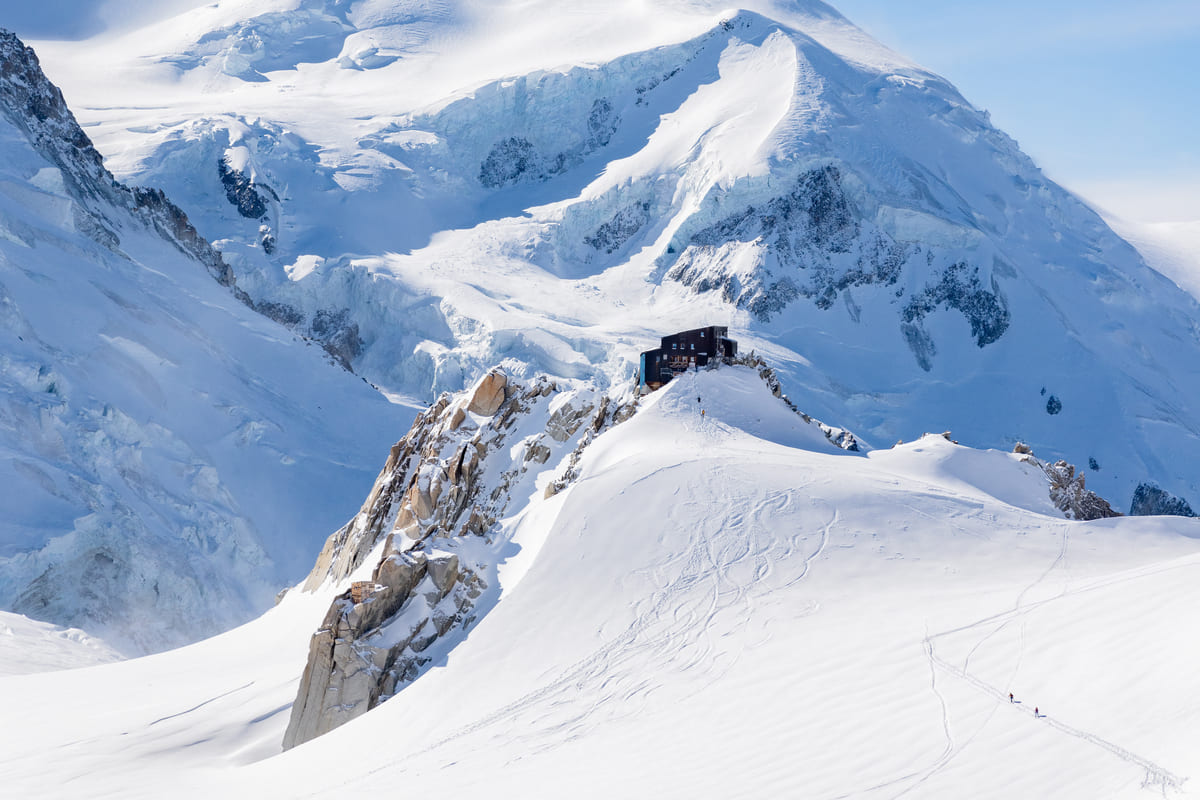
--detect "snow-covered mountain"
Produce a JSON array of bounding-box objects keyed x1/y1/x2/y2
[
  {"x1": 1, "y1": 364, "x2": 1197, "y2": 798},
  {"x1": 20, "y1": 0, "x2": 1200, "y2": 519},
  {"x1": 0, "y1": 30, "x2": 415, "y2": 653},
  {"x1": 1, "y1": 3, "x2": 1198, "y2": 795}
]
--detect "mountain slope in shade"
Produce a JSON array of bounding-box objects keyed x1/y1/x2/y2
[
  {"x1": 0, "y1": 367, "x2": 1196, "y2": 798},
  {"x1": 0, "y1": 30, "x2": 416, "y2": 653},
  {"x1": 24, "y1": 0, "x2": 1200, "y2": 516}
]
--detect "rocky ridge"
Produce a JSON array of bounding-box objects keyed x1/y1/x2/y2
[
  {"x1": 283, "y1": 355, "x2": 877, "y2": 748},
  {"x1": 662, "y1": 164, "x2": 1010, "y2": 371},
  {"x1": 736, "y1": 352, "x2": 862, "y2": 452},
  {"x1": 0, "y1": 29, "x2": 234, "y2": 287},
  {"x1": 1, "y1": 31, "x2": 362, "y2": 372},
  {"x1": 1012, "y1": 443, "x2": 1122, "y2": 521},
  {"x1": 284, "y1": 369, "x2": 637, "y2": 748}
]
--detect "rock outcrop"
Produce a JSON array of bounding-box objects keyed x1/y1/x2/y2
[
  {"x1": 283, "y1": 549, "x2": 483, "y2": 748},
  {"x1": 1014, "y1": 444, "x2": 1122, "y2": 521},
  {"x1": 285, "y1": 370, "x2": 637, "y2": 748},
  {"x1": 1129, "y1": 483, "x2": 1196, "y2": 518}
]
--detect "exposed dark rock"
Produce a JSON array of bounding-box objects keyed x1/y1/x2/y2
[
  {"x1": 586, "y1": 97, "x2": 619, "y2": 147},
  {"x1": 1042, "y1": 460, "x2": 1120, "y2": 520},
  {"x1": 1088, "y1": 457, "x2": 1100, "y2": 472},
  {"x1": 664, "y1": 165, "x2": 1010, "y2": 367},
  {"x1": 0, "y1": 30, "x2": 237, "y2": 288},
  {"x1": 1015, "y1": 445, "x2": 1121, "y2": 521},
  {"x1": 667, "y1": 166, "x2": 906, "y2": 322},
  {"x1": 901, "y1": 260, "x2": 1010, "y2": 351},
  {"x1": 901, "y1": 323, "x2": 937, "y2": 372},
  {"x1": 1046, "y1": 395, "x2": 1062, "y2": 415},
  {"x1": 585, "y1": 201, "x2": 651, "y2": 254},
  {"x1": 1129, "y1": 483, "x2": 1196, "y2": 518},
  {"x1": 479, "y1": 136, "x2": 540, "y2": 188},
  {"x1": 253, "y1": 300, "x2": 304, "y2": 327},
  {"x1": 635, "y1": 66, "x2": 681, "y2": 105},
  {"x1": 311, "y1": 308, "x2": 362, "y2": 369},
  {"x1": 217, "y1": 156, "x2": 271, "y2": 219},
  {"x1": 131, "y1": 187, "x2": 237, "y2": 286},
  {"x1": 478, "y1": 97, "x2": 620, "y2": 189}
]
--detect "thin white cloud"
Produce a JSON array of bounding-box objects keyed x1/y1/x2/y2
[{"x1": 1070, "y1": 173, "x2": 1200, "y2": 225}]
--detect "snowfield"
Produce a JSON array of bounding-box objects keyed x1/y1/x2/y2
[{"x1": 1, "y1": 368, "x2": 1197, "y2": 798}]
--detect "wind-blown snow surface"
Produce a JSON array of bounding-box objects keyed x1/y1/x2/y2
[
  {"x1": 24, "y1": 0, "x2": 1200, "y2": 515},
  {"x1": 2, "y1": 369, "x2": 1197, "y2": 798},
  {"x1": 0, "y1": 610, "x2": 122, "y2": 675},
  {"x1": 0, "y1": 33, "x2": 417, "y2": 652}
]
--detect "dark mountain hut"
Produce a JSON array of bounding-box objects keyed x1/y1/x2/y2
[{"x1": 639, "y1": 326, "x2": 738, "y2": 392}]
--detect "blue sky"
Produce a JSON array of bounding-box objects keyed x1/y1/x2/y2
[{"x1": 831, "y1": 0, "x2": 1200, "y2": 222}]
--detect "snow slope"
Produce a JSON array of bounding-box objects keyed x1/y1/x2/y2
[
  {"x1": 0, "y1": 610, "x2": 122, "y2": 675},
  {"x1": 0, "y1": 31, "x2": 417, "y2": 653},
  {"x1": 21, "y1": 0, "x2": 1200, "y2": 517},
  {"x1": 1, "y1": 367, "x2": 1196, "y2": 798}
]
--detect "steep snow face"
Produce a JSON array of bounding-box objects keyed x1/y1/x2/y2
[
  {"x1": 0, "y1": 31, "x2": 416, "y2": 653},
  {"x1": 25, "y1": 4, "x2": 1200, "y2": 510},
  {"x1": 1, "y1": 366, "x2": 1198, "y2": 798}
]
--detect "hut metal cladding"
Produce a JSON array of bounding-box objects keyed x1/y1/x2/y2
[{"x1": 639, "y1": 326, "x2": 738, "y2": 391}]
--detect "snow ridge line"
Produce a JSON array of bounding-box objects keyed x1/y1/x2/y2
[{"x1": 331, "y1": 473, "x2": 832, "y2": 794}]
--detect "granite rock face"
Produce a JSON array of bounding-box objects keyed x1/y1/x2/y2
[
  {"x1": 282, "y1": 549, "x2": 483, "y2": 749},
  {"x1": 286, "y1": 369, "x2": 638, "y2": 748},
  {"x1": 466, "y1": 370, "x2": 508, "y2": 415}
]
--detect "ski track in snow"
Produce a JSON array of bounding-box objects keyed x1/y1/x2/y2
[
  {"x1": 148, "y1": 682, "x2": 256, "y2": 727},
  {"x1": 338, "y1": 473, "x2": 836, "y2": 790},
  {"x1": 915, "y1": 531, "x2": 1189, "y2": 797}
]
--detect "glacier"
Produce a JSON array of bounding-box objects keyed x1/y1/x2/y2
[
  {"x1": 22, "y1": 0, "x2": 1200, "y2": 518},
  {"x1": 0, "y1": 29, "x2": 416, "y2": 652}
]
